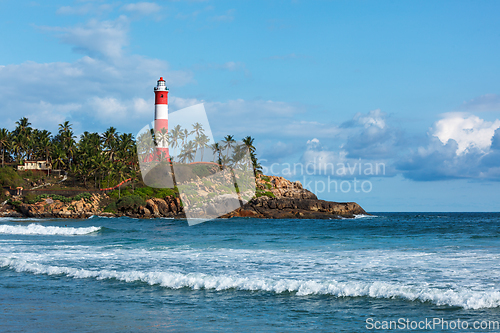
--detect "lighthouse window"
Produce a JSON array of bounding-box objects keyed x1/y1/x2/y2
[{"x1": 161, "y1": 94, "x2": 164, "y2": 98}]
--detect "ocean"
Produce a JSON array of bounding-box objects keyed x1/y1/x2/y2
[{"x1": 1, "y1": 213, "x2": 500, "y2": 332}]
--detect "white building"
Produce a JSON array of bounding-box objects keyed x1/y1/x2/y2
[{"x1": 17, "y1": 160, "x2": 52, "y2": 171}]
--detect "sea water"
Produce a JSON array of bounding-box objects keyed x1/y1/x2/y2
[{"x1": 1, "y1": 213, "x2": 500, "y2": 332}]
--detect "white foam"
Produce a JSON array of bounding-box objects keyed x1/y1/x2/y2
[
  {"x1": 1, "y1": 258, "x2": 499, "y2": 310},
  {"x1": 0, "y1": 224, "x2": 101, "y2": 236},
  {"x1": 354, "y1": 214, "x2": 376, "y2": 219}
]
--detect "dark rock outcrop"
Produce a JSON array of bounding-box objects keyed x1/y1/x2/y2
[{"x1": 221, "y1": 197, "x2": 367, "y2": 219}]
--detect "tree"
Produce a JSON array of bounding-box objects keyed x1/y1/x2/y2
[
  {"x1": 222, "y1": 135, "x2": 235, "y2": 162},
  {"x1": 192, "y1": 122, "x2": 204, "y2": 138},
  {"x1": 57, "y1": 121, "x2": 76, "y2": 167},
  {"x1": 194, "y1": 133, "x2": 210, "y2": 161},
  {"x1": 242, "y1": 136, "x2": 261, "y2": 175},
  {"x1": 51, "y1": 146, "x2": 67, "y2": 170},
  {"x1": 15, "y1": 117, "x2": 31, "y2": 134},
  {"x1": 168, "y1": 124, "x2": 182, "y2": 157},
  {"x1": 37, "y1": 131, "x2": 52, "y2": 163},
  {"x1": 0, "y1": 129, "x2": 10, "y2": 167},
  {"x1": 102, "y1": 127, "x2": 118, "y2": 162},
  {"x1": 178, "y1": 140, "x2": 196, "y2": 163},
  {"x1": 210, "y1": 143, "x2": 222, "y2": 167}
]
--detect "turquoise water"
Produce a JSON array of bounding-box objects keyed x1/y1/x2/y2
[{"x1": 1, "y1": 213, "x2": 500, "y2": 332}]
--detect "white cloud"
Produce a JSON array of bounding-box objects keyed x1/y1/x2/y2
[
  {"x1": 459, "y1": 94, "x2": 500, "y2": 112},
  {"x1": 398, "y1": 114, "x2": 500, "y2": 180},
  {"x1": 57, "y1": 4, "x2": 93, "y2": 15},
  {"x1": 121, "y1": 2, "x2": 162, "y2": 17},
  {"x1": 0, "y1": 16, "x2": 193, "y2": 135},
  {"x1": 56, "y1": 4, "x2": 113, "y2": 16},
  {"x1": 41, "y1": 16, "x2": 129, "y2": 59},
  {"x1": 88, "y1": 96, "x2": 152, "y2": 126},
  {"x1": 352, "y1": 109, "x2": 386, "y2": 129},
  {"x1": 306, "y1": 138, "x2": 320, "y2": 149},
  {"x1": 432, "y1": 113, "x2": 500, "y2": 155}
]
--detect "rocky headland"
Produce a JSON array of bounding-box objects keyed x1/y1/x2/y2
[{"x1": 0, "y1": 175, "x2": 367, "y2": 219}]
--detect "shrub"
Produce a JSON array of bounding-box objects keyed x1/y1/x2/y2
[
  {"x1": 0, "y1": 167, "x2": 23, "y2": 188},
  {"x1": 103, "y1": 202, "x2": 117, "y2": 213},
  {"x1": 73, "y1": 192, "x2": 92, "y2": 202},
  {"x1": 116, "y1": 195, "x2": 146, "y2": 211},
  {"x1": 7, "y1": 199, "x2": 22, "y2": 209},
  {"x1": 134, "y1": 186, "x2": 154, "y2": 197},
  {"x1": 24, "y1": 192, "x2": 38, "y2": 204},
  {"x1": 153, "y1": 187, "x2": 177, "y2": 198}
]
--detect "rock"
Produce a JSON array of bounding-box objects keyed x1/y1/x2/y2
[
  {"x1": 142, "y1": 207, "x2": 151, "y2": 217},
  {"x1": 10, "y1": 174, "x2": 368, "y2": 220},
  {"x1": 98, "y1": 212, "x2": 116, "y2": 218},
  {"x1": 146, "y1": 199, "x2": 160, "y2": 217},
  {"x1": 152, "y1": 198, "x2": 170, "y2": 216},
  {"x1": 225, "y1": 197, "x2": 367, "y2": 219}
]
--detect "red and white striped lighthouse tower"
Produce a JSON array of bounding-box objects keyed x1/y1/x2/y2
[{"x1": 154, "y1": 77, "x2": 169, "y2": 158}]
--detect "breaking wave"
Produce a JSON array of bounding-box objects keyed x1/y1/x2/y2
[
  {"x1": 354, "y1": 214, "x2": 376, "y2": 219},
  {"x1": 0, "y1": 224, "x2": 101, "y2": 236},
  {"x1": 1, "y1": 258, "x2": 498, "y2": 310}
]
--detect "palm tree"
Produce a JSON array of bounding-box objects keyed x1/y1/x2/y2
[
  {"x1": 58, "y1": 121, "x2": 76, "y2": 167},
  {"x1": 178, "y1": 141, "x2": 196, "y2": 163},
  {"x1": 168, "y1": 124, "x2": 182, "y2": 157},
  {"x1": 58, "y1": 121, "x2": 71, "y2": 134},
  {"x1": 210, "y1": 143, "x2": 222, "y2": 167},
  {"x1": 102, "y1": 127, "x2": 118, "y2": 162},
  {"x1": 156, "y1": 128, "x2": 169, "y2": 150},
  {"x1": 137, "y1": 131, "x2": 155, "y2": 161},
  {"x1": 13, "y1": 118, "x2": 32, "y2": 161},
  {"x1": 0, "y1": 129, "x2": 10, "y2": 167},
  {"x1": 15, "y1": 117, "x2": 31, "y2": 134},
  {"x1": 51, "y1": 146, "x2": 66, "y2": 170},
  {"x1": 222, "y1": 135, "x2": 235, "y2": 161},
  {"x1": 192, "y1": 122, "x2": 204, "y2": 138},
  {"x1": 242, "y1": 136, "x2": 256, "y2": 155},
  {"x1": 194, "y1": 133, "x2": 210, "y2": 161},
  {"x1": 242, "y1": 136, "x2": 260, "y2": 175},
  {"x1": 180, "y1": 128, "x2": 192, "y2": 147},
  {"x1": 39, "y1": 134, "x2": 52, "y2": 163},
  {"x1": 12, "y1": 135, "x2": 27, "y2": 163}
]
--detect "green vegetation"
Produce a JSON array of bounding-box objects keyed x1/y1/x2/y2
[
  {"x1": 1, "y1": 117, "x2": 262, "y2": 191},
  {"x1": 0, "y1": 117, "x2": 138, "y2": 190},
  {"x1": 116, "y1": 195, "x2": 146, "y2": 211},
  {"x1": 255, "y1": 190, "x2": 275, "y2": 198},
  {"x1": 137, "y1": 123, "x2": 262, "y2": 175},
  {"x1": 104, "y1": 194, "x2": 146, "y2": 213},
  {"x1": 22, "y1": 192, "x2": 93, "y2": 205},
  {"x1": 0, "y1": 167, "x2": 23, "y2": 188},
  {"x1": 108, "y1": 186, "x2": 178, "y2": 200},
  {"x1": 191, "y1": 164, "x2": 214, "y2": 178},
  {"x1": 103, "y1": 201, "x2": 118, "y2": 213},
  {"x1": 0, "y1": 117, "x2": 271, "y2": 212}
]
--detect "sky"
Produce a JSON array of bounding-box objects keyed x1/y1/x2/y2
[{"x1": 1, "y1": 0, "x2": 500, "y2": 212}]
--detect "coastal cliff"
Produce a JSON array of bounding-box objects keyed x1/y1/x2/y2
[{"x1": 0, "y1": 175, "x2": 367, "y2": 219}]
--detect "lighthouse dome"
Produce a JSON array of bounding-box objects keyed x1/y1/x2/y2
[{"x1": 155, "y1": 77, "x2": 168, "y2": 91}]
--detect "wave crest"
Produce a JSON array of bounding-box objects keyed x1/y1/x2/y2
[
  {"x1": 0, "y1": 224, "x2": 101, "y2": 235},
  {"x1": 1, "y1": 258, "x2": 499, "y2": 309}
]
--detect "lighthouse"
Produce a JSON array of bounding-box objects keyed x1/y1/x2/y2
[{"x1": 154, "y1": 77, "x2": 169, "y2": 158}]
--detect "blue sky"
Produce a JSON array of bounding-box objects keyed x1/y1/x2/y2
[{"x1": 1, "y1": 0, "x2": 500, "y2": 211}]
